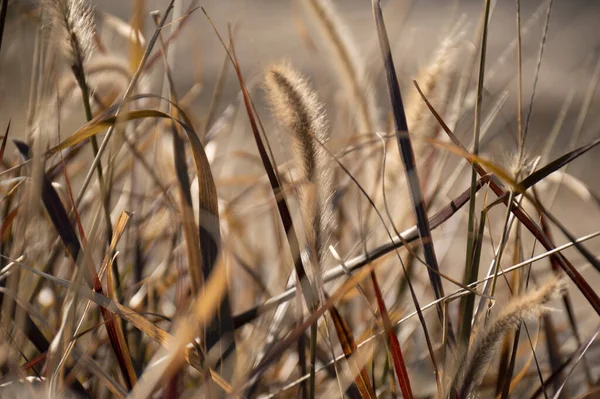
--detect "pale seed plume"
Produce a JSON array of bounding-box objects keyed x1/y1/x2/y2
[
  {"x1": 452, "y1": 276, "x2": 567, "y2": 398},
  {"x1": 45, "y1": 0, "x2": 96, "y2": 68},
  {"x1": 405, "y1": 34, "x2": 460, "y2": 158},
  {"x1": 263, "y1": 62, "x2": 334, "y2": 268}
]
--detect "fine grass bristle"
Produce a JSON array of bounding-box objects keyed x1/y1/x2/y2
[
  {"x1": 452, "y1": 277, "x2": 568, "y2": 398},
  {"x1": 45, "y1": 0, "x2": 95, "y2": 68},
  {"x1": 263, "y1": 62, "x2": 333, "y2": 267},
  {"x1": 405, "y1": 34, "x2": 459, "y2": 157}
]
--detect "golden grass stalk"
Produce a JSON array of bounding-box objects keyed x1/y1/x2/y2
[{"x1": 452, "y1": 276, "x2": 567, "y2": 398}]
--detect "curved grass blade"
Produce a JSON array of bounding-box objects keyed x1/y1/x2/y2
[
  {"x1": 47, "y1": 109, "x2": 178, "y2": 155},
  {"x1": 151, "y1": 14, "x2": 233, "y2": 366}
]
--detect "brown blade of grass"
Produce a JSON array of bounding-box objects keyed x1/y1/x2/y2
[
  {"x1": 100, "y1": 213, "x2": 137, "y2": 386},
  {"x1": 129, "y1": 0, "x2": 145, "y2": 73},
  {"x1": 371, "y1": 0, "x2": 453, "y2": 344},
  {"x1": 14, "y1": 140, "x2": 83, "y2": 262},
  {"x1": 523, "y1": 0, "x2": 554, "y2": 141},
  {"x1": 143, "y1": 0, "x2": 199, "y2": 71},
  {"x1": 46, "y1": 109, "x2": 184, "y2": 155},
  {"x1": 0, "y1": 0, "x2": 7, "y2": 54},
  {"x1": 498, "y1": 325, "x2": 522, "y2": 398},
  {"x1": 515, "y1": 0, "x2": 524, "y2": 157},
  {"x1": 203, "y1": 24, "x2": 235, "y2": 138},
  {"x1": 0, "y1": 207, "x2": 18, "y2": 239},
  {"x1": 462, "y1": 0, "x2": 492, "y2": 349},
  {"x1": 371, "y1": 272, "x2": 413, "y2": 399},
  {"x1": 13, "y1": 139, "x2": 136, "y2": 390},
  {"x1": 504, "y1": 323, "x2": 545, "y2": 397},
  {"x1": 182, "y1": 117, "x2": 234, "y2": 368},
  {"x1": 156, "y1": 10, "x2": 235, "y2": 368},
  {"x1": 520, "y1": 137, "x2": 600, "y2": 191},
  {"x1": 0, "y1": 120, "x2": 9, "y2": 164},
  {"x1": 413, "y1": 79, "x2": 600, "y2": 317}
]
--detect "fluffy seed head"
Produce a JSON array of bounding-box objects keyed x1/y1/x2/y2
[
  {"x1": 45, "y1": 0, "x2": 96, "y2": 67},
  {"x1": 263, "y1": 62, "x2": 334, "y2": 266},
  {"x1": 453, "y1": 276, "x2": 567, "y2": 397}
]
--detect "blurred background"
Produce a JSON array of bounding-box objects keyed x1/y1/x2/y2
[{"x1": 2, "y1": 0, "x2": 600, "y2": 179}]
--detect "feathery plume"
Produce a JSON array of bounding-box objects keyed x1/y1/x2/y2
[
  {"x1": 452, "y1": 277, "x2": 567, "y2": 398},
  {"x1": 300, "y1": 0, "x2": 380, "y2": 133},
  {"x1": 45, "y1": 0, "x2": 95, "y2": 68},
  {"x1": 263, "y1": 62, "x2": 334, "y2": 268}
]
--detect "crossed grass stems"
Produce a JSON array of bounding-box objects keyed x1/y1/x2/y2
[{"x1": 1, "y1": 0, "x2": 600, "y2": 397}]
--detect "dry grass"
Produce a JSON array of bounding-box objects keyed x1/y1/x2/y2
[{"x1": 0, "y1": 0, "x2": 599, "y2": 398}]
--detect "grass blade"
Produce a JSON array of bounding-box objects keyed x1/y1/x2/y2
[
  {"x1": 0, "y1": 120, "x2": 9, "y2": 164},
  {"x1": 151, "y1": 12, "x2": 234, "y2": 364},
  {"x1": 0, "y1": 0, "x2": 7, "y2": 54},
  {"x1": 371, "y1": 272, "x2": 413, "y2": 399},
  {"x1": 462, "y1": 0, "x2": 491, "y2": 348},
  {"x1": 371, "y1": 0, "x2": 452, "y2": 342},
  {"x1": 330, "y1": 308, "x2": 376, "y2": 399},
  {"x1": 519, "y1": 138, "x2": 600, "y2": 191}
]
